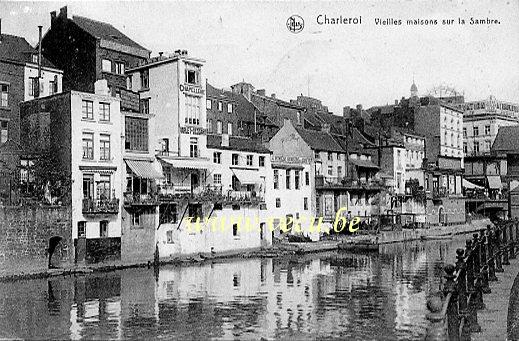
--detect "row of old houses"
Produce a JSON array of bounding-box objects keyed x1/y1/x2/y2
[{"x1": 0, "y1": 7, "x2": 518, "y2": 267}]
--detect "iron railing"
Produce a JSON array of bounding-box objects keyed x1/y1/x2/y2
[{"x1": 425, "y1": 219, "x2": 519, "y2": 340}]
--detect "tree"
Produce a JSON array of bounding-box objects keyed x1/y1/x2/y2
[{"x1": 31, "y1": 151, "x2": 71, "y2": 204}]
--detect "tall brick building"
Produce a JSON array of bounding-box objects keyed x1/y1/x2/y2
[{"x1": 41, "y1": 6, "x2": 150, "y2": 96}]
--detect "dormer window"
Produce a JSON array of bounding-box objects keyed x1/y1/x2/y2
[
  {"x1": 32, "y1": 54, "x2": 39, "y2": 64},
  {"x1": 185, "y1": 63, "x2": 200, "y2": 85}
]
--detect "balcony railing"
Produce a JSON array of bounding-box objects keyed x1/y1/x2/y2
[
  {"x1": 157, "y1": 185, "x2": 264, "y2": 204},
  {"x1": 123, "y1": 192, "x2": 160, "y2": 206},
  {"x1": 82, "y1": 198, "x2": 120, "y2": 214},
  {"x1": 315, "y1": 175, "x2": 383, "y2": 190}
]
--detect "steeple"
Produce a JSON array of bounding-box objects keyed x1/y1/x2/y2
[{"x1": 410, "y1": 76, "x2": 418, "y2": 98}]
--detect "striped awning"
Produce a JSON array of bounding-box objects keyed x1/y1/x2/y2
[
  {"x1": 158, "y1": 157, "x2": 211, "y2": 170},
  {"x1": 125, "y1": 159, "x2": 164, "y2": 179},
  {"x1": 232, "y1": 168, "x2": 262, "y2": 185}
]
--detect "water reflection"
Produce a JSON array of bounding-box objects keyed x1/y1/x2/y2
[{"x1": 0, "y1": 236, "x2": 467, "y2": 340}]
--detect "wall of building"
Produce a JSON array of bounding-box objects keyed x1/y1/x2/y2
[
  {"x1": 414, "y1": 106, "x2": 441, "y2": 163},
  {"x1": 464, "y1": 116, "x2": 519, "y2": 156},
  {"x1": 425, "y1": 197, "x2": 466, "y2": 225},
  {"x1": 23, "y1": 65, "x2": 63, "y2": 100},
  {"x1": 0, "y1": 205, "x2": 72, "y2": 272}
]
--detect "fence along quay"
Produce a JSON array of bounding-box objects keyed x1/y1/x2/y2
[{"x1": 425, "y1": 219, "x2": 519, "y2": 341}]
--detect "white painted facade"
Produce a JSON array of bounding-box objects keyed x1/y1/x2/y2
[
  {"x1": 23, "y1": 63, "x2": 63, "y2": 100},
  {"x1": 439, "y1": 105, "x2": 464, "y2": 161},
  {"x1": 70, "y1": 86, "x2": 123, "y2": 241}
]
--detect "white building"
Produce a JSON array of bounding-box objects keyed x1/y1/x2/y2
[{"x1": 126, "y1": 51, "x2": 272, "y2": 258}]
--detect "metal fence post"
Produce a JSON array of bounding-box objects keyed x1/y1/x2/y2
[
  {"x1": 481, "y1": 230, "x2": 491, "y2": 294},
  {"x1": 487, "y1": 229, "x2": 497, "y2": 282},
  {"x1": 503, "y1": 223, "x2": 510, "y2": 266},
  {"x1": 495, "y1": 228, "x2": 504, "y2": 273},
  {"x1": 443, "y1": 264, "x2": 460, "y2": 341},
  {"x1": 456, "y1": 249, "x2": 470, "y2": 340},
  {"x1": 425, "y1": 293, "x2": 448, "y2": 341}
]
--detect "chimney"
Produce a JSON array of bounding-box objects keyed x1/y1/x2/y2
[
  {"x1": 38, "y1": 26, "x2": 42, "y2": 79},
  {"x1": 59, "y1": 6, "x2": 67, "y2": 19},
  {"x1": 158, "y1": 52, "x2": 163, "y2": 58},
  {"x1": 343, "y1": 106, "x2": 350, "y2": 118},
  {"x1": 271, "y1": 93, "x2": 276, "y2": 99},
  {"x1": 181, "y1": 50, "x2": 188, "y2": 55},
  {"x1": 94, "y1": 79, "x2": 110, "y2": 96},
  {"x1": 395, "y1": 99, "x2": 398, "y2": 105},
  {"x1": 221, "y1": 133, "x2": 229, "y2": 147},
  {"x1": 356, "y1": 104, "x2": 363, "y2": 112},
  {"x1": 257, "y1": 89, "x2": 265, "y2": 96},
  {"x1": 321, "y1": 123, "x2": 331, "y2": 133}
]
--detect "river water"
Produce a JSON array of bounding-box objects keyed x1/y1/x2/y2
[{"x1": 0, "y1": 236, "x2": 469, "y2": 340}]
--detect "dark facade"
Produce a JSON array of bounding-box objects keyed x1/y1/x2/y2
[{"x1": 41, "y1": 6, "x2": 149, "y2": 95}]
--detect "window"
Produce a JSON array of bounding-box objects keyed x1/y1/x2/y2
[
  {"x1": 115, "y1": 61, "x2": 125, "y2": 75},
  {"x1": 295, "y1": 170, "x2": 300, "y2": 190},
  {"x1": 0, "y1": 120, "x2": 8, "y2": 144},
  {"x1": 82, "y1": 132, "x2": 94, "y2": 159},
  {"x1": 102, "y1": 59, "x2": 112, "y2": 72},
  {"x1": 160, "y1": 205, "x2": 178, "y2": 225},
  {"x1": 276, "y1": 198, "x2": 281, "y2": 208},
  {"x1": 473, "y1": 126, "x2": 479, "y2": 137},
  {"x1": 185, "y1": 64, "x2": 201, "y2": 85},
  {"x1": 82, "y1": 174, "x2": 94, "y2": 199},
  {"x1": 286, "y1": 170, "x2": 291, "y2": 189},
  {"x1": 463, "y1": 127, "x2": 467, "y2": 137},
  {"x1": 49, "y1": 78, "x2": 58, "y2": 95},
  {"x1": 227, "y1": 103, "x2": 233, "y2": 113},
  {"x1": 207, "y1": 119, "x2": 213, "y2": 133},
  {"x1": 185, "y1": 95, "x2": 201, "y2": 125},
  {"x1": 100, "y1": 134, "x2": 111, "y2": 160},
  {"x1": 227, "y1": 122, "x2": 233, "y2": 135},
  {"x1": 100, "y1": 221, "x2": 108, "y2": 237},
  {"x1": 0, "y1": 84, "x2": 8, "y2": 107},
  {"x1": 132, "y1": 212, "x2": 141, "y2": 226},
  {"x1": 166, "y1": 231, "x2": 174, "y2": 244},
  {"x1": 78, "y1": 222, "x2": 86, "y2": 238},
  {"x1": 259, "y1": 156, "x2": 265, "y2": 167},
  {"x1": 213, "y1": 152, "x2": 221, "y2": 164},
  {"x1": 314, "y1": 151, "x2": 320, "y2": 159},
  {"x1": 140, "y1": 69, "x2": 149, "y2": 89},
  {"x1": 305, "y1": 171, "x2": 310, "y2": 186},
  {"x1": 97, "y1": 175, "x2": 111, "y2": 199},
  {"x1": 328, "y1": 152, "x2": 333, "y2": 161},
  {"x1": 232, "y1": 154, "x2": 239, "y2": 166},
  {"x1": 246, "y1": 155, "x2": 253, "y2": 166},
  {"x1": 218, "y1": 102, "x2": 223, "y2": 111},
  {"x1": 304, "y1": 197, "x2": 308, "y2": 210},
  {"x1": 274, "y1": 170, "x2": 279, "y2": 189},
  {"x1": 485, "y1": 140, "x2": 491, "y2": 151},
  {"x1": 127, "y1": 75, "x2": 133, "y2": 90},
  {"x1": 99, "y1": 102, "x2": 110, "y2": 121},
  {"x1": 327, "y1": 166, "x2": 333, "y2": 176},
  {"x1": 140, "y1": 98, "x2": 149, "y2": 115},
  {"x1": 485, "y1": 125, "x2": 491, "y2": 135},
  {"x1": 213, "y1": 173, "x2": 222, "y2": 185},
  {"x1": 337, "y1": 166, "x2": 342, "y2": 178},
  {"x1": 125, "y1": 117, "x2": 148, "y2": 151},
  {"x1": 217, "y1": 120, "x2": 222, "y2": 134},
  {"x1": 451, "y1": 133, "x2": 454, "y2": 147},
  {"x1": 82, "y1": 100, "x2": 93, "y2": 120},
  {"x1": 474, "y1": 141, "x2": 480, "y2": 154},
  {"x1": 206, "y1": 99, "x2": 212, "y2": 110},
  {"x1": 190, "y1": 137, "x2": 199, "y2": 157},
  {"x1": 233, "y1": 223, "x2": 239, "y2": 237}
]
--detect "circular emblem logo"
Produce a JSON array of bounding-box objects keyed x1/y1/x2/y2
[{"x1": 286, "y1": 15, "x2": 304, "y2": 33}]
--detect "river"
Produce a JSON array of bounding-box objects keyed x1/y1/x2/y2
[{"x1": 0, "y1": 235, "x2": 469, "y2": 340}]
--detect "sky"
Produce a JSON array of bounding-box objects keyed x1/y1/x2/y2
[{"x1": 1, "y1": 0, "x2": 518, "y2": 114}]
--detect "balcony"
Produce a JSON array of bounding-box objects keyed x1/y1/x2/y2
[
  {"x1": 82, "y1": 198, "x2": 120, "y2": 215},
  {"x1": 227, "y1": 190, "x2": 264, "y2": 203},
  {"x1": 315, "y1": 175, "x2": 383, "y2": 191},
  {"x1": 157, "y1": 185, "x2": 264, "y2": 204},
  {"x1": 123, "y1": 192, "x2": 160, "y2": 206}
]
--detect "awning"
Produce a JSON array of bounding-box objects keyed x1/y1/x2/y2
[
  {"x1": 350, "y1": 159, "x2": 380, "y2": 169},
  {"x1": 231, "y1": 168, "x2": 263, "y2": 185},
  {"x1": 463, "y1": 179, "x2": 484, "y2": 190},
  {"x1": 271, "y1": 163, "x2": 304, "y2": 170},
  {"x1": 487, "y1": 175, "x2": 503, "y2": 189},
  {"x1": 125, "y1": 159, "x2": 164, "y2": 179},
  {"x1": 158, "y1": 156, "x2": 211, "y2": 170}
]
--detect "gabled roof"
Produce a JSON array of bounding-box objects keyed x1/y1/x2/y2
[
  {"x1": 492, "y1": 126, "x2": 519, "y2": 153},
  {"x1": 72, "y1": 16, "x2": 149, "y2": 52},
  {"x1": 206, "y1": 134, "x2": 271, "y2": 153},
  {"x1": 295, "y1": 127, "x2": 344, "y2": 153},
  {"x1": 0, "y1": 34, "x2": 56, "y2": 68}
]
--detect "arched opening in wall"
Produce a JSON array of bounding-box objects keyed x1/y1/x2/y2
[
  {"x1": 48, "y1": 236, "x2": 63, "y2": 269},
  {"x1": 438, "y1": 207, "x2": 445, "y2": 226}
]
